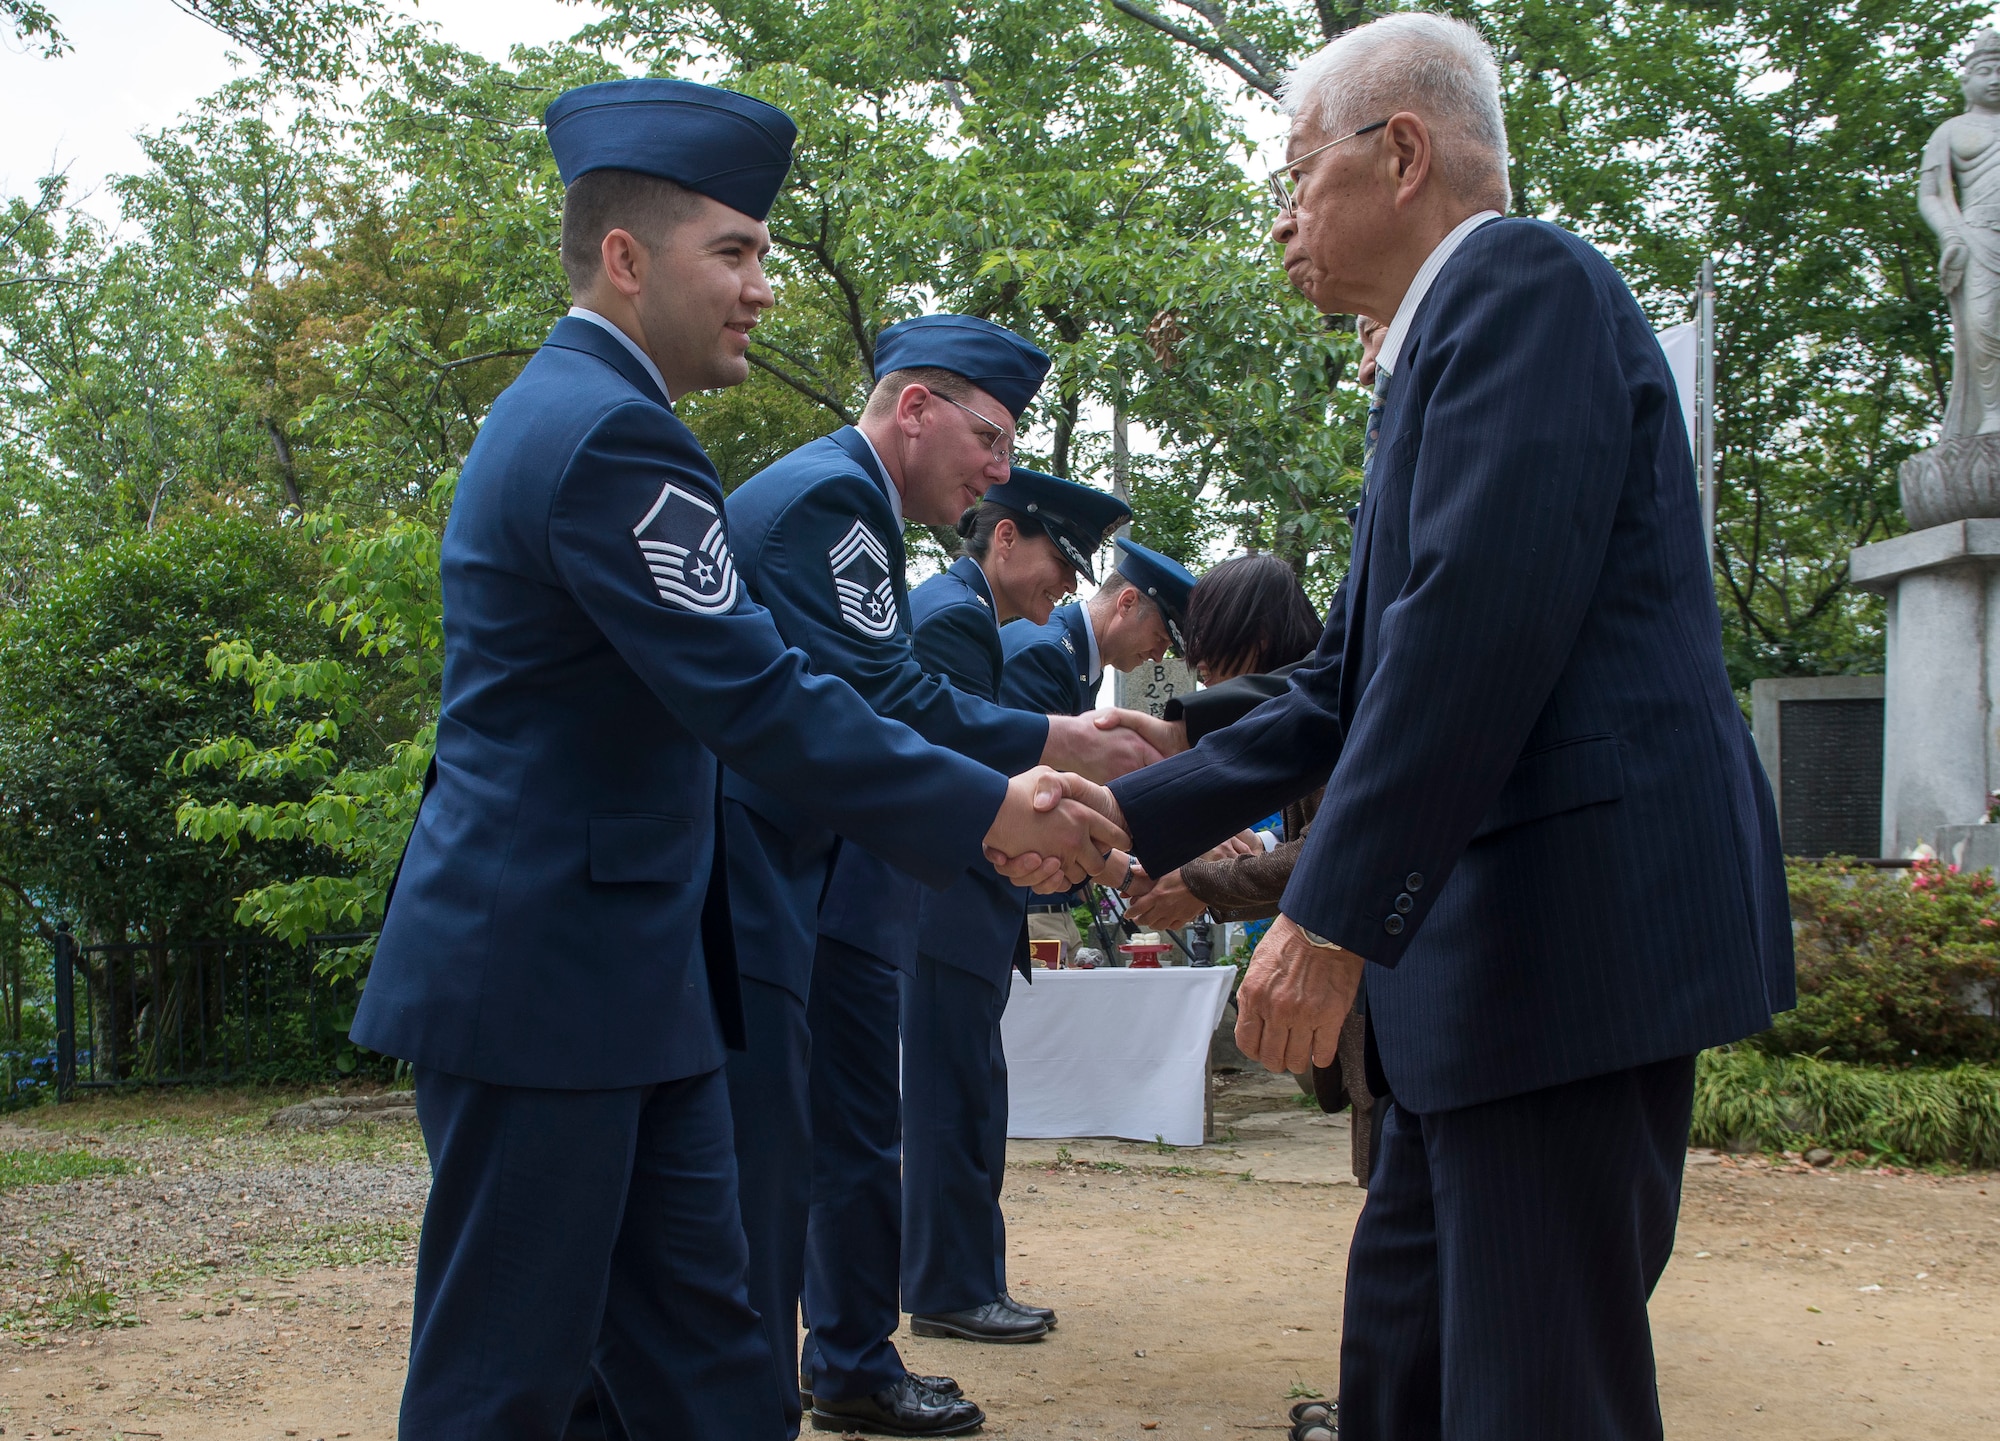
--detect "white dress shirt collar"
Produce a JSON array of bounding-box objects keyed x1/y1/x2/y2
[
  {"x1": 853, "y1": 427, "x2": 903, "y2": 528},
  {"x1": 1077, "y1": 597, "x2": 1103, "y2": 687},
  {"x1": 1375, "y1": 210, "x2": 1501, "y2": 379},
  {"x1": 566, "y1": 306, "x2": 672, "y2": 404}
]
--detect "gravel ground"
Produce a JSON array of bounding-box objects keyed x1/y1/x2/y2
[{"x1": 0, "y1": 1082, "x2": 1993, "y2": 1441}]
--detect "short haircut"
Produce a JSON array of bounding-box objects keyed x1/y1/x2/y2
[
  {"x1": 1183, "y1": 553, "x2": 1322, "y2": 680},
  {"x1": 560, "y1": 169, "x2": 706, "y2": 293},
  {"x1": 862, "y1": 366, "x2": 978, "y2": 420},
  {"x1": 1280, "y1": 13, "x2": 1512, "y2": 213}
]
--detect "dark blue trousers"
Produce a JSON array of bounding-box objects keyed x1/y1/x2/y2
[
  {"x1": 900, "y1": 954, "x2": 1010, "y2": 1316},
  {"x1": 1338, "y1": 1054, "x2": 1696, "y2": 1441},
  {"x1": 725, "y1": 977, "x2": 812, "y2": 1436},
  {"x1": 402, "y1": 1065, "x2": 783, "y2": 1441},
  {"x1": 799, "y1": 936, "x2": 908, "y2": 1403}
]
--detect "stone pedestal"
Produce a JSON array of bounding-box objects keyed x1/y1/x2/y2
[
  {"x1": 1898, "y1": 431, "x2": 2000, "y2": 529},
  {"x1": 1937, "y1": 822, "x2": 2000, "y2": 874},
  {"x1": 1849, "y1": 519, "x2": 2000, "y2": 856}
]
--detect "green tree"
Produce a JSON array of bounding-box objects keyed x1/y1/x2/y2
[
  {"x1": 1106, "y1": 0, "x2": 1987, "y2": 682},
  {"x1": 0, "y1": 515, "x2": 333, "y2": 943}
]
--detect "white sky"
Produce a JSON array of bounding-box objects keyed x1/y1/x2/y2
[{"x1": 0, "y1": 0, "x2": 606, "y2": 218}]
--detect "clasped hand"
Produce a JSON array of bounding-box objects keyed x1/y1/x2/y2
[{"x1": 982, "y1": 767, "x2": 1131, "y2": 894}]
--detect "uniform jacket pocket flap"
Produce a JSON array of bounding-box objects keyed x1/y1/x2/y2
[
  {"x1": 589, "y1": 814, "x2": 696, "y2": 884},
  {"x1": 1472, "y1": 735, "x2": 1625, "y2": 840}
]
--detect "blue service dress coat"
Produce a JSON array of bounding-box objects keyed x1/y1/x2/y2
[
  {"x1": 998, "y1": 602, "x2": 1095, "y2": 718},
  {"x1": 351, "y1": 319, "x2": 1006, "y2": 1089},
  {"x1": 905, "y1": 559, "x2": 1041, "y2": 988},
  {"x1": 720, "y1": 428, "x2": 1050, "y2": 1002},
  {"x1": 1108, "y1": 218, "x2": 1794, "y2": 1117}
]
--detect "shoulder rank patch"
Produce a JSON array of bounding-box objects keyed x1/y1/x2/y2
[
  {"x1": 633, "y1": 480, "x2": 739, "y2": 615},
  {"x1": 829, "y1": 519, "x2": 898, "y2": 639}
]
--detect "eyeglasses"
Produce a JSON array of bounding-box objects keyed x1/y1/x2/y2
[
  {"x1": 935, "y1": 392, "x2": 1015, "y2": 464},
  {"x1": 1266, "y1": 119, "x2": 1389, "y2": 217}
]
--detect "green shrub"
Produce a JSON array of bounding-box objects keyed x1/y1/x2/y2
[
  {"x1": 1692, "y1": 1049, "x2": 2000, "y2": 1167},
  {"x1": 1757, "y1": 859, "x2": 2000, "y2": 1065}
]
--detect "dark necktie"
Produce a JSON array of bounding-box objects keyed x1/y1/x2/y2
[{"x1": 1362, "y1": 369, "x2": 1388, "y2": 480}]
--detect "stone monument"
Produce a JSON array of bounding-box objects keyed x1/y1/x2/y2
[{"x1": 1849, "y1": 31, "x2": 2000, "y2": 864}]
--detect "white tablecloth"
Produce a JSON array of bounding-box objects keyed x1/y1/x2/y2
[{"x1": 1001, "y1": 967, "x2": 1235, "y2": 1147}]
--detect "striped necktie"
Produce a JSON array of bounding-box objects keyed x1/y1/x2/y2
[{"x1": 1362, "y1": 369, "x2": 1388, "y2": 481}]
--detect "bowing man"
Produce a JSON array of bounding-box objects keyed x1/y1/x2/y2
[
  {"x1": 721, "y1": 317, "x2": 1164, "y2": 1436},
  {"x1": 901, "y1": 522, "x2": 1191, "y2": 1347},
  {"x1": 1000, "y1": 538, "x2": 1198, "y2": 961},
  {"x1": 1089, "y1": 16, "x2": 1793, "y2": 1438},
  {"x1": 349, "y1": 80, "x2": 1124, "y2": 1441}
]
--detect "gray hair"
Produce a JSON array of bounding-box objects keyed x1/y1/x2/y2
[{"x1": 1280, "y1": 13, "x2": 1512, "y2": 213}]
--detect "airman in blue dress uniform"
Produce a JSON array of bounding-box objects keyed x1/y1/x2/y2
[
  {"x1": 797, "y1": 470, "x2": 1131, "y2": 1420},
  {"x1": 897, "y1": 477, "x2": 1139, "y2": 1350},
  {"x1": 898, "y1": 538, "x2": 1199, "y2": 1348},
  {"x1": 350, "y1": 81, "x2": 1123, "y2": 1441},
  {"x1": 1002, "y1": 538, "x2": 1201, "y2": 961},
  {"x1": 721, "y1": 321, "x2": 1164, "y2": 1436}
]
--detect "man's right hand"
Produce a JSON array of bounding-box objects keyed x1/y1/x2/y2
[
  {"x1": 982, "y1": 766, "x2": 1130, "y2": 893},
  {"x1": 1041, "y1": 712, "x2": 1163, "y2": 781}
]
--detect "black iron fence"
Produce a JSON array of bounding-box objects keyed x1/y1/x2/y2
[{"x1": 50, "y1": 928, "x2": 380, "y2": 1096}]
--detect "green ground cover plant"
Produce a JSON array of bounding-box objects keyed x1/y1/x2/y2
[
  {"x1": 0, "y1": 1147, "x2": 134, "y2": 1190},
  {"x1": 1691, "y1": 1048, "x2": 2000, "y2": 1167}
]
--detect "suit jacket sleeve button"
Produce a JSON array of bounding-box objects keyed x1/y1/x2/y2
[
  {"x1": 1384, "y1": 915, "x2": 1405, "y2": 936},
  {"x1": 1405, "y1": 872, "x2": 1424, "y2": 891},
  {"x1": 1394, "y1": 893, "x2": 1414, "y2": 914}
]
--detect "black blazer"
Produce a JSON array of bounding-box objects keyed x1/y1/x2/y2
[{"x1": 1111, "y1": 220, "x2": 1793, "y2": 1113}]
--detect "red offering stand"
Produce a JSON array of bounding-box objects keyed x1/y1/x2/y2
[{"x1": 1118, "y1": 942, "x2": 1172, "y2": 969}]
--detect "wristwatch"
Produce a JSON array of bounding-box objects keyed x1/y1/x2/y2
[{"x1": 1297, "y1": 925, "x2": 1344, "y2": 951}]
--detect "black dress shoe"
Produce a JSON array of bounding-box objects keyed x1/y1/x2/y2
[
  {"x1": 810, "y1": 1374, "x2": 986, "y2": 1435},
  {"x1": 912, "y1": 1373, "x2": 962, "y2": 1398},
  {"x1": 999, "y1": 1290, "x2": 1057, "y2": 1329},
  {"x1": 909, "y1": 1300, "x2": 1049, "y2": 1343}
]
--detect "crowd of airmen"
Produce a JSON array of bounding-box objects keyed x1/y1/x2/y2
[{"x1": 351, "y1": 76, "x2": 1202, "y2": 1440}]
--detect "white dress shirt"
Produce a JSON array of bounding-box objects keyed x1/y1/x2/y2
[
  {"x1": 566, "y1": 306, "x2": 672, "y2": 404},
  {"x1": 1077, "y1": 595, "x2": 1104, "y2": 687},
  {"x1": 853, "y1": 427, "x2": 904, "y2": 528},
  {"x1": 1375, "y1": 210, "x2": 1501, "y2": 379}
]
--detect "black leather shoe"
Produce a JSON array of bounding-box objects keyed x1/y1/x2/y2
[
  {"x1": 909, "y1": 1300, "x2": 1048, "y2": 1343},
  {"x1": 810, "y1": 1375, "x2": 986, "y2": 1435},
  {"x1": 999, "y1": 1290, "x2": 1056, "y2": 1329},
  {"x1": 912, "y1": 1373, "x2": 962, "y2": 1398}
]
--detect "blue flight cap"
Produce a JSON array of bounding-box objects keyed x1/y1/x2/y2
[
  {"x1": 545, "y1": 79, "x2": 797, "y2": 222},
  {"x1": 980, "y1": 468, "x2": 1132, "y2": 583},
  {"x1": 1114, "y1": 538, "x2": 1199, "y2": 655},
  {"x1": 872, "y1": 315, "x2": 1052, "y2": 420}
]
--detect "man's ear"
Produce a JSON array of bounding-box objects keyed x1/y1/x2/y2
[
  {"x1": 894, "y1": 383, "x2": 931, "y2": 438},
  {"x1": 599, "y1": 228, "x2": 648, "y2": 300},
  {"x1": 1385, "y1": 112, "x2": 1433, "y2": 208}
]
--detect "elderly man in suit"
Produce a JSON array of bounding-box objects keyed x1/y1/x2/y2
[{"x1": 1087, "y1": 15, "x2": 1793, "y2": 1440}]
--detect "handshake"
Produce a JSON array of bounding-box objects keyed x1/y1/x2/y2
[{"x1": 976, "y1": 706, "x2": 1173, "y2": 892}]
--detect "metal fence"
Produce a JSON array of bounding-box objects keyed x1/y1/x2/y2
[{"x1": 51, "y1": 928, "x2": 379, "y2": 1096}]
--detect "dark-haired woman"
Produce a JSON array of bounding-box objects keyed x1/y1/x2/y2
[
  {"x1": 1121, "y1": 553, "x2": 1376, "y2": 1190},
  {"x1": 898, "y1": 472, "x2": 1130, "y2": 1349}
]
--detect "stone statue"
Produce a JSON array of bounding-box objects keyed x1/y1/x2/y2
[{"x1": 1920, "y1": 30, "x2": 2000, "y2": 438}]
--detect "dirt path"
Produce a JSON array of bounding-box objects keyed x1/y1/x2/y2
[{"x1": 0, "y1": 1085, "x2": 1993, "y2": 1440}]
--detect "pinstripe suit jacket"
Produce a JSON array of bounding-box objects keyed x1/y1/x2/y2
[{"x1": 1110, "y1": 219, "x2": 1793, "y2": 1113}]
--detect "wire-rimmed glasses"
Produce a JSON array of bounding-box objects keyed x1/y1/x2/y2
[
  {"x1": 1266, "y1": 119, "x2": 1390, "y2": 217},
  {"x1": 935, "y1": 392, "x2": 1015, "y2": 465}
]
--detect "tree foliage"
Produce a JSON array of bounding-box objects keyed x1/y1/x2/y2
[
  {"x1": 0, "y1": 516, "x2": 332, "y2": 942},
  {"x1": 1, "y1": 2, "x2": 1987, "y2": 952}
]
